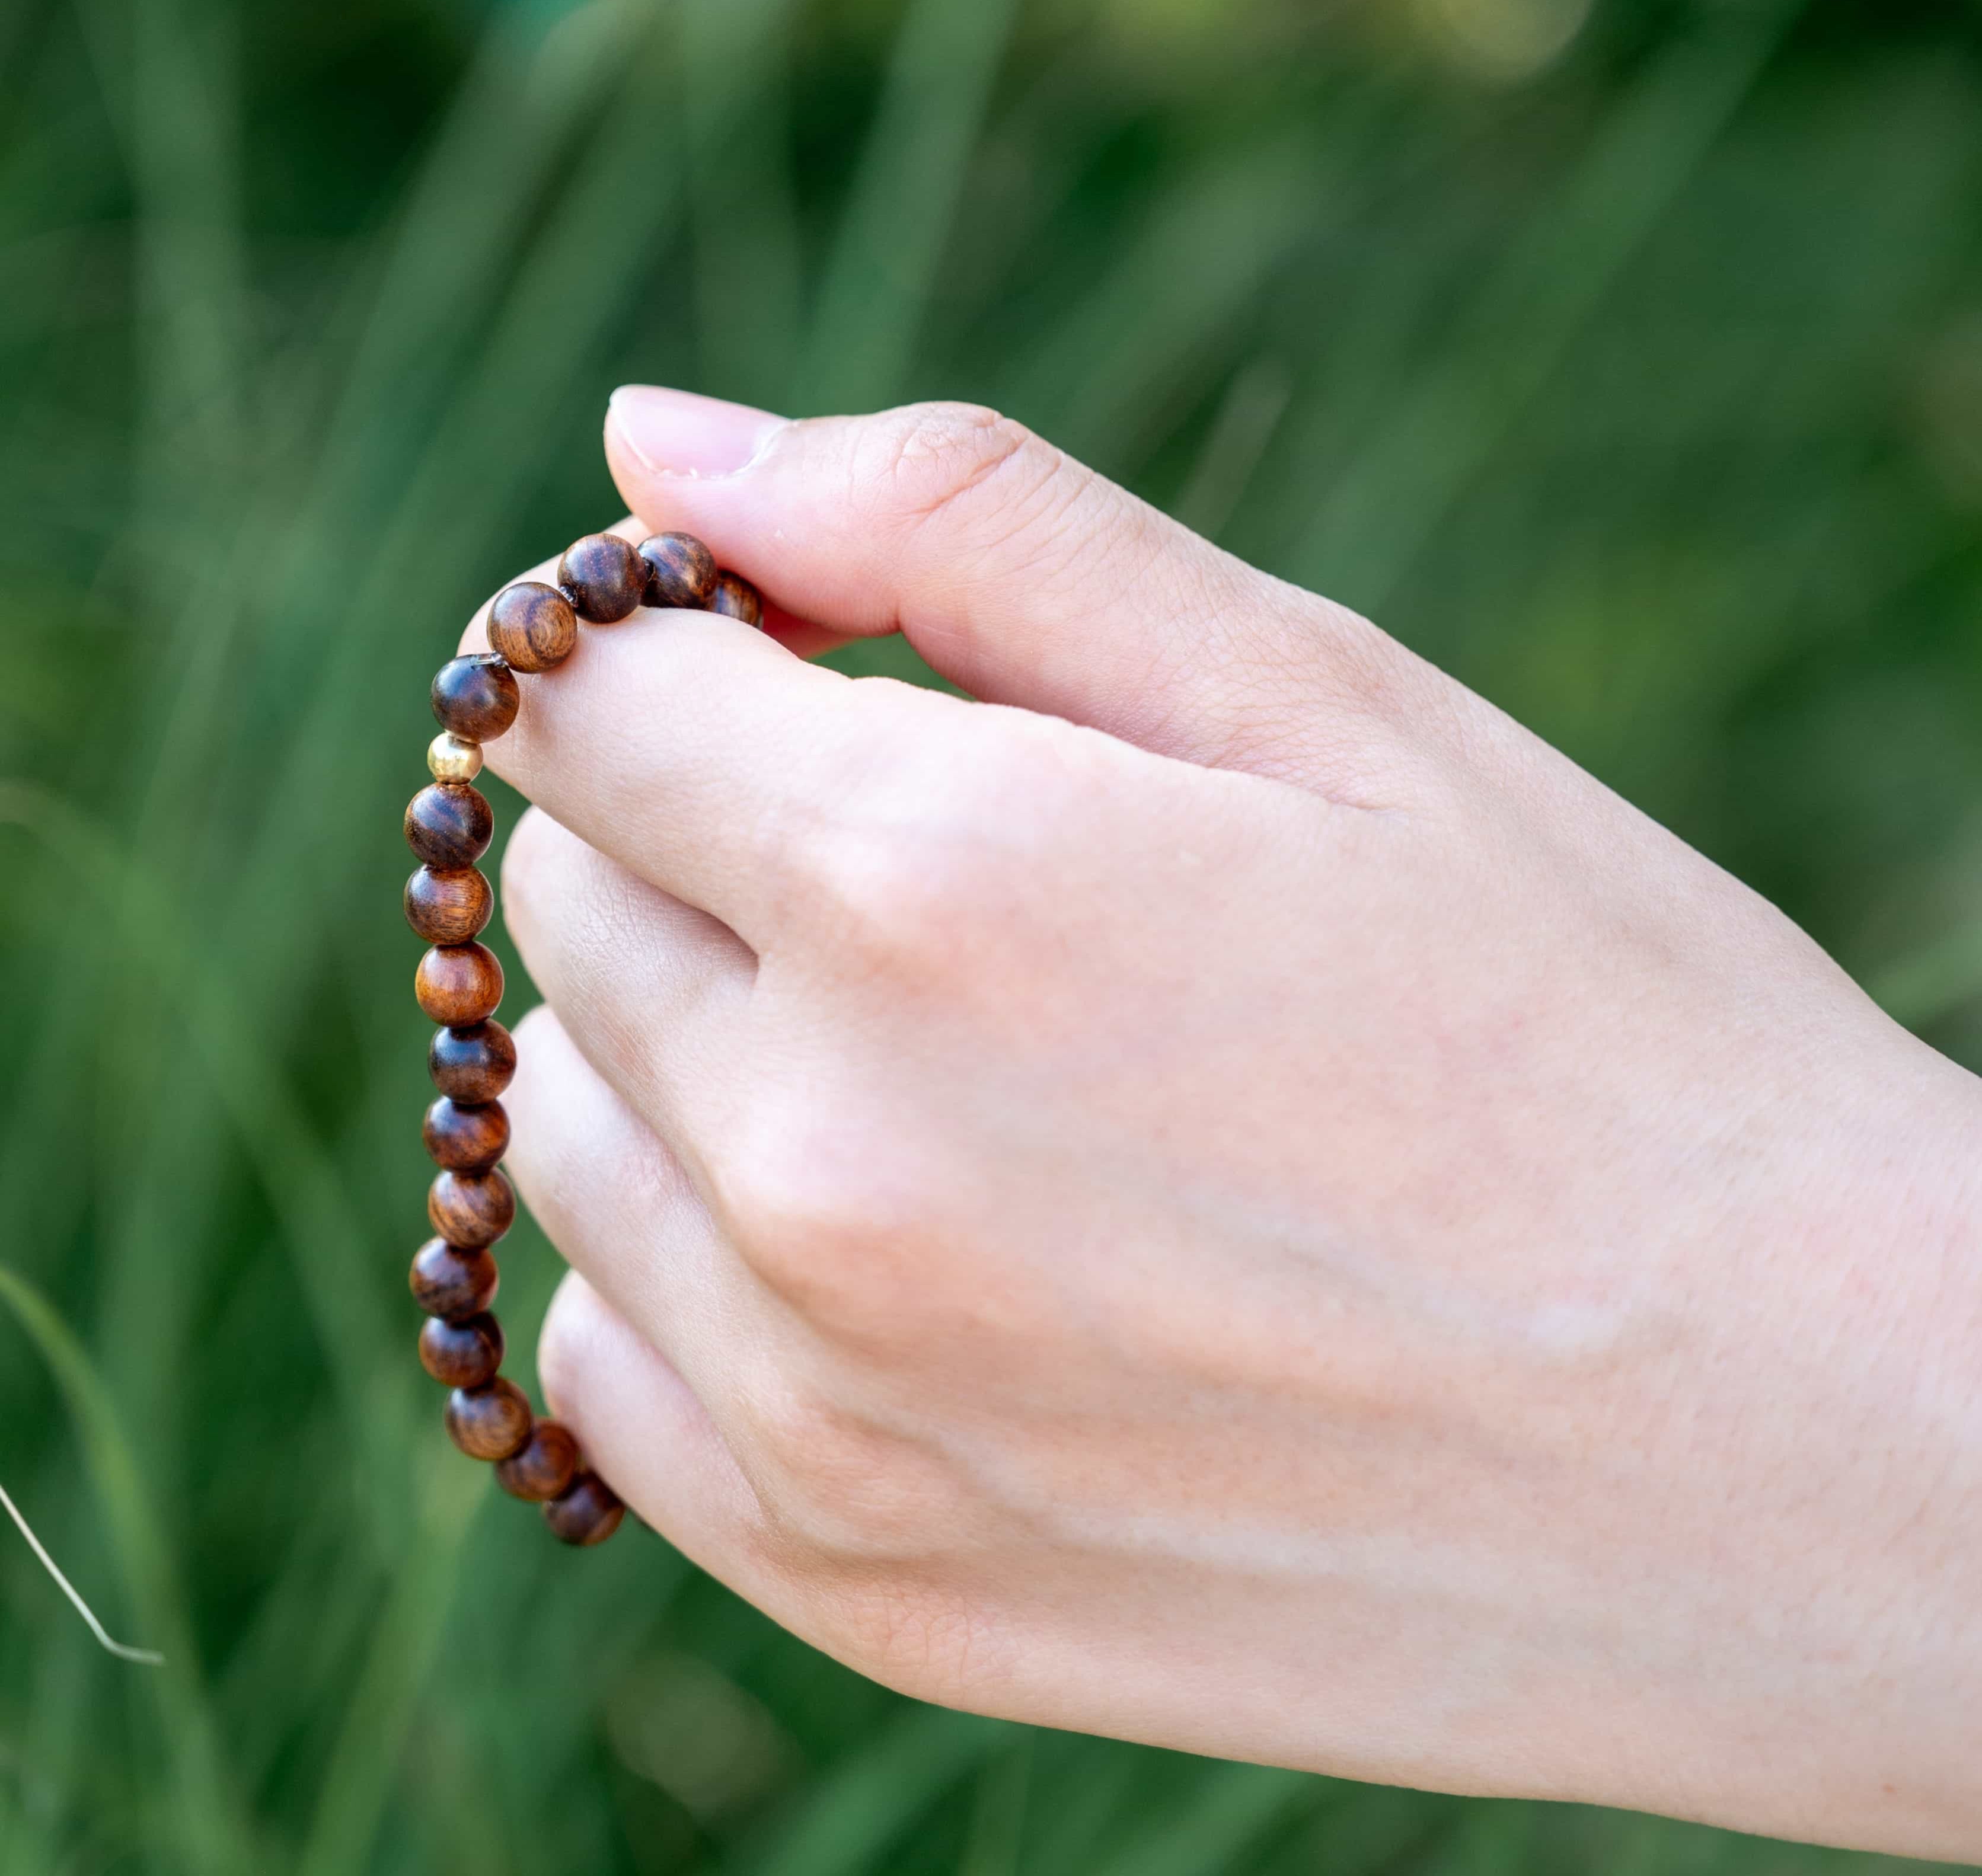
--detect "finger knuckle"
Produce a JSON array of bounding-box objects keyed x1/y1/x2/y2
[{"x1": 852, "y1": 401, "x2": 1060, "y2": 544}]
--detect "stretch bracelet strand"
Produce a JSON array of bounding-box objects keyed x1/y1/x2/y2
[{"x1": 404, "y1": 529, "x2": 762, "y2": 1546}]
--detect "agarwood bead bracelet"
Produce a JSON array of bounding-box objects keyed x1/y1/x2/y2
[{"x1": 404, "y1": 530, "x2": 762, "y2": 1546}]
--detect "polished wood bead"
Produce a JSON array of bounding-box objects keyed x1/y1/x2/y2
[
  {"x1": 427, "y1": 733, "x2": 483, "y2": 784},
  {"x1": 423, "y1": 1096, "x2": 509, "y2": 1171},
  {"x1": 428, "y1": 1019, "x2": 516, "y2": 1102},
  {"x1": 558, "y1": 533, "x2": 647, "y2": 623},
  {"x1": 637, "y1": 532, "x2": 718, "y2": 609},
  {"x1": 428, "y1": 1167, "x2": 515, "y2": 1248},
  {"x1": 419, "y1": 1311, "x2": 505, "y2": 1388},
  {"x1": 543, "y1": 1470, "x2": 625, "y2": 1546},
  {"x1": 409, "y1": 1238, "x2": 499, "y2": 1320},
  {"x1": 432, "y1": 654, "x2": 520, "y2": 742},
  {"x1": 404, "y1": 782, "x2": 493, "y2": 869},
  {"x1": 495, "y1": 1419, "x2": 580, "y2": 1501},
  {"x1": 445, "y1": 1377, "x2": 532, "y2": 1462},
  {"x1": 487, "y1": 581, "x2": 578, "y2": 673},
  {"x1": 708, "y1": 570, "x2": 763, "y2": 627},
  {"x1": 404, "y1": 867, "x2": 491, "y2": 945},
  {"x1": 414, "y1": 942, "x2": 503, "y2": 1025}
]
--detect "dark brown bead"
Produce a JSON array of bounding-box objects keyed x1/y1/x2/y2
[
  {"x1": 409, "y1": 1238, "x2": 499, "y2": 1320},
  {"x1": 708, "y1": 570, "x2": 763, "y2": 627},
  {"x1": 419, "y1": 1311, "x2": 505, "y2": 1388},
  {"x1": 404, "y1": 782, "x2": 493, "y2": 870},
  {"x1": 429, "y1": 1020, "x2": 516, "y2": 1102},
  {"x1": 428, "y1": 1168, "x2": 515, "y2": 1249},
  {"x1": 430, "y1": 654, "x2": 519, "y2": 742},
  {"x1": 422, "y1": 1097, "x2": 509, "y2": 1171},
  {"x1": 543, "y1": 1471, "x2": 625, "y2": 1546},
  {"x1": 495, "y1": 1419, "x2": 581, "y2": 1502},
  {"x1": 404, "y1": 866, "x2": 491, "y2": 945},
  {"x1": 445, "y1": 1378, "x2": 532, "y2": 1462},
  {"x1": 487, "y1": 581, "x2": 578, "y2": 673},
  {"x1": 414, "y1": 942, "x2": 503, "y2": 1026},
  {"x1": 558, "y1": 533, "x2": 647, "y2": 624},
  {"x1": 637, "y1": 532, "x2": 719, "y2": 610}
]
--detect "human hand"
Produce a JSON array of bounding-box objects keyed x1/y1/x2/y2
[{"x1": 461, "y1": 389, "x2": 1982, "y2": 1858}]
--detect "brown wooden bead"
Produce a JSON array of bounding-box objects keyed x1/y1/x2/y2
[
  {"x1": 409, "y1": 1238, "x2": 499, "y2": 1320},
  {"x1": 428, "y1": 1167, "x2": 515, "y2": 1249},
  {"x1": 414, "y1": 942, "x2": 503, "y2": 1026},
  {"x1": 404, "y1": 867, "x2": 491, "y2": 945},
  {"x1": 445, "y1": 1378, "x2": 532, "y2": 1462},
  {"x1": 495, "y1": 1419, "x2": 581, "y2": 1501},
  {"x1": 432, "y1": 653, "x2": 519, "y2": 742},
  {"x1": 429, "y1": 1019, "x2": 516, "y2": 1102},
  {"x1": 637, "y1": 532, "x2": 718, "y2": 610},
  {"x1": 423, "y1": 1097, "x2": 508, "y2": 1171},
  {"x1": 419, "y1": 1311, "x2": 505, "y2": 1388},
  {"x1": 404, "y1": 782, "x2": 492, "y2": 870},
  {"x1": 558, "y1": 533, "x2": 647, "y2": 624},
  {"x1": 708, "y1": 570, "x2": 762, "y2": 627},
  {"x1": 543, "y1": 1471, "x2": 625, "y2": 1546},
  {"x1": 486, "y1": 581, "x2": 577, "y2": 673}
]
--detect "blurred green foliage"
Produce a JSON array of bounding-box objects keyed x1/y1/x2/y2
[{"x1": 1, "y1": 0, "x2": 1980, "y2": 1868}]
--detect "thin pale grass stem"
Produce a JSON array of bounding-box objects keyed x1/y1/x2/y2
[{"x1": 0, "y1": 1476, "x2": 162, "y2": 1666}]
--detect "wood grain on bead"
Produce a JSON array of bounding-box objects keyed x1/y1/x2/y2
[
  {"x1": 445, "y1": 1378, "x2": 533, "y2": 1461},
  {"x1": 429, "y1": 1018, "x2": 516, "y2": 1102},
  {"x1": 428, "y1": 1167, "x2": 515, "y2": 1248},
  {"x1": 423, "y1": 1096, "x2": 509, "y2": 1171},
  {"x1": 431, "y1": 653, "x2": 520, "y2": 742},
  {"x1": 558, "y1": 533, "x2": 647, "y2": 623},
  {"x1": 415, "y1": 942, "x2": 504, "y2": 1026},
  {"x1": 543, "y1": 1471, "x2": 626, "y2": 1546},
  {"x1": 637, "y1": 532, "x2": 718, "y2": 609},
  {"x1": 487, "y1": 581, "x2": 578, "y2": 673},
  {"x1": 404, "y1": 781, "x2": 493, "y2": 869},
  {"x1": 404, "y1": 867, "x2": 491, "y2": 945},
  {"x1": 419, "y1": 1312, "x2": 505, "y2": 1388},
  {"x1": 427, "y1": 733, "x2": 483, "y2": 784},
  {"x1": 495, "y1": 1420, "x2": 581, "y2": 1501},
  {"x1": 708, "y1": 570, "x2": 763, "y2": 627},
  {"x1": 409, "y1": 1238, "x2": 499, "y2": 1320}
]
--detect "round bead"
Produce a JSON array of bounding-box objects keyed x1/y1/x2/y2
[
  {"x1": 404, "y1": 867, "x2": 491, "y2": 945},
  {"x1": 409, "y1": 1238, "x2": 499, "y2": 1321},
  {"x1": 429, "y1": 1019, "x2": 516, "y2": 1103},
  {"x1": 445, "y1": 1378, "x2": 532, "y2": 1462},
  {"x1": 428, "y1": 1168, "x2": 515, "y2": 1249},
  {"x1": 637, "y1": 532, "x2": 718, "y2": 610},
  {"x1": 708, "y1": 570, "x2": 763, "y2": 627},
  {"x1": 558, "y1": 533, "x2": 647, "y2": 624},
  {"x1": 419, "y1": 1311, "x2": 505, "y2": 1388},
  {"x1": 415, "y1": 942, "x2": 504, "y2": 1026},
  {"x1": 495, "y1": 1420, "x2": 581, "y2": 1502},
  {"x1": 544, "y1": 1471, "x2": 625, "y2": 1546},
  {"x1": 432, "y1": 654, "x2": 520, "y2": 742},
  {"x1": 486, "y1": 581, "x2": 577, "y2": 673},
  {"x1": 426, "y1": 733, "x2": 483, "y2": 784},
  {"x1": 404, "y1": 782, "x2": 492, "y2": 870},
  {"x1": 422, "y1": 1097, "x2": 509, "y2": 1171}
]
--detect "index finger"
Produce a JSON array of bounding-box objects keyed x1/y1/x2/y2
[{"x1": 454, "y1": 526, "x2": 946, "y2": 945}]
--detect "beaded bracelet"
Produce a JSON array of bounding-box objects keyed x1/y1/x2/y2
[{"x1": 403, "y1": 529, "x2": 762, "y2": 1546}]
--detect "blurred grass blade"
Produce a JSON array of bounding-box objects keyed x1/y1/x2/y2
[
  {"x1": 1298, "y1": 0, "x2": 1805, "y2": 612},
  {"x1": 0, "y1": 1263, "x2": 252, "y2": 1874},
  {"x1": 797, "y1": 0, "x2": 1022, "y2": 411},
  {"x1": 1088, "y1": 1764, "x2": 1319, "y2": 1876},
  {"x1": 0, "y1": 1478, "x2": 161, "y2": 1665},
  {"x1": 1866, "y1": 923, "x2": 1982, "y2": 1031}
]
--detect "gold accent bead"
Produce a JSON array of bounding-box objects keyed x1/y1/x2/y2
[{"x1": 427, "y1": 733, "x2": 483, "y2": 784}]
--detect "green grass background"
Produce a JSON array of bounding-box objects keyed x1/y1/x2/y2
[{"x1": 1, "y1": 0, "x2": 1980, "y2": 1868}]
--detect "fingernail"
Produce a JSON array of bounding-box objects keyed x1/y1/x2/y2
[{"x1": 607, "y1": 385, "x2": 786, "y2": 479}]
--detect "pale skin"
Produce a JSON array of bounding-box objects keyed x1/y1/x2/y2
[{"x1": 461, "y1": 387, "x2": 1982, "y2": 1860}]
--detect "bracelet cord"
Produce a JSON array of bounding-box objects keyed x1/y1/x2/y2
[{"x1": 404, "y1": 530, "x2": 760, "y2": 1546}]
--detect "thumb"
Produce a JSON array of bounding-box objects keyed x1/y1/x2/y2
[{"x1": 604, "y1": 387, "x2": 1418, "y2": 782}]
